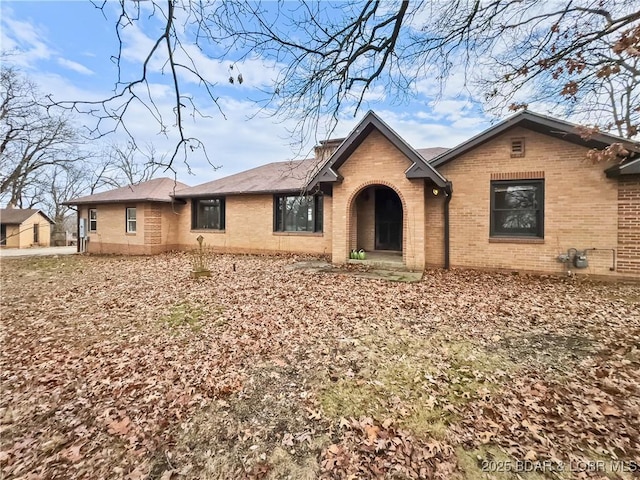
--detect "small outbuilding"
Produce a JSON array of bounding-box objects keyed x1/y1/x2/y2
[{"x1": 0, "y1": 208, "x2": 54, "y2": 248}]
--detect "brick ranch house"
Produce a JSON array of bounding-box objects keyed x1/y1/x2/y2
[{"x1": 66, "y1": 110, "x2": 640, "y2": 278}]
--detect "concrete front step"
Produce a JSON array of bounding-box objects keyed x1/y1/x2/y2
[{"x1": 347, "y1": 258, "x2": 408, "y2": 271}]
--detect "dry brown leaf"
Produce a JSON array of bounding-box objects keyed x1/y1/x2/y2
[
  {"x1": 108, "y1": 417, "x2": 131, "y2": 436},
  {"x1": 600, "y1": 404, "x2": 622, "y2": 417}
]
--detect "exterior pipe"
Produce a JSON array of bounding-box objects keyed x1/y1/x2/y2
[
  {"x1": 72, "y1": 206, "x2": 80, "y2": 254},
  {"x1": 444, "y1": 182, "x2": 453, "y2": 270}
]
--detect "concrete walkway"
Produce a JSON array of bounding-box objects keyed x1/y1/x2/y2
[
  {"x1": 0, "y1": 246, "x2": 77, "y2": 258},
  {"x1": 286, "y1": 259, "x2": 423, "y2": 282}
]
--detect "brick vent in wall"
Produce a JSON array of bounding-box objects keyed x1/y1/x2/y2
[{"x1": 490, "y1": 171, "x2": 545, "y2": 180}]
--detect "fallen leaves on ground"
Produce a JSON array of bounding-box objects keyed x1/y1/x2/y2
[{"x1": 0, "y1": 253, "x2": 638, "y2": 479}]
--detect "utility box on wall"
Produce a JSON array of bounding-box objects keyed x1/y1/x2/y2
[
  {"x1": 79, "y1": 218, "x2": 87, "y2": 239},
  {"x1": 574, "y1": 253, "x2": 588, "y2": 269}
]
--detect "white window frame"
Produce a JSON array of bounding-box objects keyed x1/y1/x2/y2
[
  {"x1": 126, "y1": 207, "x2": 137, "y2": 233},
  {"x1": 88, "y1": 208, "x2": 97, "y2": 232}
]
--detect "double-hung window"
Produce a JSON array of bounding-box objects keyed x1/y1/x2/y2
[
  {"x1": 192, "y1": 198, "x2": 225, "y2": 230},
  {"x1": 274, "y1": 194, "x2": 323, "y2": 232},
  {"x1": 88, "y1": 208, "x2": 97, "y2": 232},
  {"x1": 126, "y1": 207, "x2": 137, "y2": 233},
  {"x1": 490, "y1": 180, "x2": 544, "y2": 238}
]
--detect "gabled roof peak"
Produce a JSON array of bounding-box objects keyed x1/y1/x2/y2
[
  {"x1": 0, "y1": 208, "x2": 54, "y2": 225},
  {"x1": 307, "y1": 111, "x2": 448, "y2": 189},
  {"x1": 430, "y1": 110, "x2": 640, "y2": 168}
]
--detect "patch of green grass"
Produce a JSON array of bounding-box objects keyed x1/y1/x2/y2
[
  {"x1": 8, "y1": 255, "x2": 81, "y2": 273},
  {"x1": 320, "y1": 330, "x2": 515, "y2": 440},
  {"x1": 162, "y1": 302, "x2": 205, "y2": 331}
]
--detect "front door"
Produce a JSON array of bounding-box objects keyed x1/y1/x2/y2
[
  {"x1": 375, "y1": 187, "x2": 402, "y2": 251},
  {"x1": 0, "y1": 224, "x2": 5, "y2": 246}
]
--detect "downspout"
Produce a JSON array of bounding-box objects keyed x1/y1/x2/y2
[
  {"x1": 444, "y1": 182, "x2": 453, "y2": 270},
  {"x1": 72, "y1": 206, "x2": 80, "y2": 253}
]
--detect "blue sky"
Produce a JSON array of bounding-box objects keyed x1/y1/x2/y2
[{"x1": 1, "y1": 1, "x2": 492, "y2": 186}]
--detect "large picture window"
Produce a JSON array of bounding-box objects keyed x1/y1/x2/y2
[
  {"x1": 490, "y1": 180, "x2": 544, "y2": 238},
  {"x1": 192, "y1": 198, "x2": 225, "y2": 230},
  {"x1": 274, "y1": 194, "x2": 323, "y2": 233}
]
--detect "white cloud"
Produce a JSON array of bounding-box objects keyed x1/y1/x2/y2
[
  {"x1": 0, "y1": 10, "x2": 54, "y2": 68},
  {"x1": 117, "y1": 20, "x2": 281, "y2": 91},
  {"x1": 1, "y1": 2, "x2": 497, "y2": 190},
  {"x1": 57, "y1": 58, "x2": 94, "y2": 75},
  {"x1": 370, "y1": 109, "x2": 489, "y2": 149}
]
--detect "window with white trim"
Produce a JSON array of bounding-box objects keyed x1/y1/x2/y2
[
  {"x1": 126, "y1": 207, "x2": 137, "y2": 233},
  {"x1": 89, "y1": 208, "x2": 97, "y2": 232}
]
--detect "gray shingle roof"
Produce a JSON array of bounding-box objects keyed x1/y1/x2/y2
[
  {"x1": 174, "y1": 158, "x2": 323, "y2": 197},
  {"x1": 0, "y1": 209, "x2": 54, "y2": 225},
  {"x1": 417, "y1": 147, "x2": 450, "y2": 161},
  {"x1": 65, "y1": 178, "x2": 189, "y2": 205}
]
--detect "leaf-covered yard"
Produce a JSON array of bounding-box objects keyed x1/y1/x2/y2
[{"x1": 1, "y1": 253, "x2": 639, "y2": 480}]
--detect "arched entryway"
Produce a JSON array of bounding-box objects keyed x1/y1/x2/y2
[{"x1": 349, "y1": 184, "x2": 404, "y2": 257}]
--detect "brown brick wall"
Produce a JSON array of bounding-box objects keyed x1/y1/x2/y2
[
  {"x1": 75, "y1": 126, "x2": 639, "y2": 280},
  {"x1": 176, "y1": 195, "x2": 332, "y2": 255},
  {"x1": 424, "y1": 190, "x2": 445, "y2": 268},
  {"x1": 82, "y1": 203, "x2": 144, "y2": 254},
  {"x1": 82, "y1": 202, "x2": 183, "y2": 255},
  {"x1": 355, "y1": 187, "x2": 375, "y2": 251},
  {"x1": 438, "y1": 127, "x2": 626, "y2": 277},
  {"x1": 617, "y1": 177, "x2": 640, "y2": 274},
  {"x1": 80, "y1": 196, "x2": 331, "y2": 256},
  {"x1": 144, "y1": 204, "x2": 162, "y2": 245},
  {"x1": 331, "y1": 129, "x2": 427, "y2": 271},
  {"x1": 86, "y1": 242, "x2": 179, "y2": 255}
]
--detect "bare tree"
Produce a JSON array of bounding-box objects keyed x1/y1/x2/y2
[
  {"x1": 50, "y1": 1, "x2": 639, "y2": 169},
  {"x1": 0, "y1": 66, "x2": 89, "y2": 206},
  {"x1": 39, "y1": 165, "x2": 90, "y2": 223},
  {"x1": 209, "y1": 1, "x2": 640, "y2": 138},
  {"x1": 103, "y1": 142, "x2": 166, "y2": 187},
  {"x1": 54, "y1": 0, "x2": 220, "y2": 170}
]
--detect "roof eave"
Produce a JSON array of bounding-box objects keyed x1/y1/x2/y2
[
  {"x1": 405, "y1": 162, "x2": 448, "y2": 187},
  {"x1": 306, "y1": 168, "x2": 343, "y2": 189},
  {"x1": 1, "y1": 210, "x2": 55, "y2": 225},
  {"x1": 173, "y1": 188, "x2": 311, "y2": 198},
  {"x1": 605, "y1": 157, "x2": 640, "y2": 178},
  {"x1": 63, "y1": 198, "x2": 178, "y2": 206},
  {"x1": 430, "y1": 110, "x2": 640, "y2": 169}
]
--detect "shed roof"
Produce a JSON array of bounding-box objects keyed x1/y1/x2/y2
[
  {"x1": 0, "y1": 208, "x2": 54, "y2": 225},
  {"x1": 174, "y1": 158, "x2": 322, "y2": 197},
  {"x1": 65, "y1": 177, "x2": 188, "y2": 205}
]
